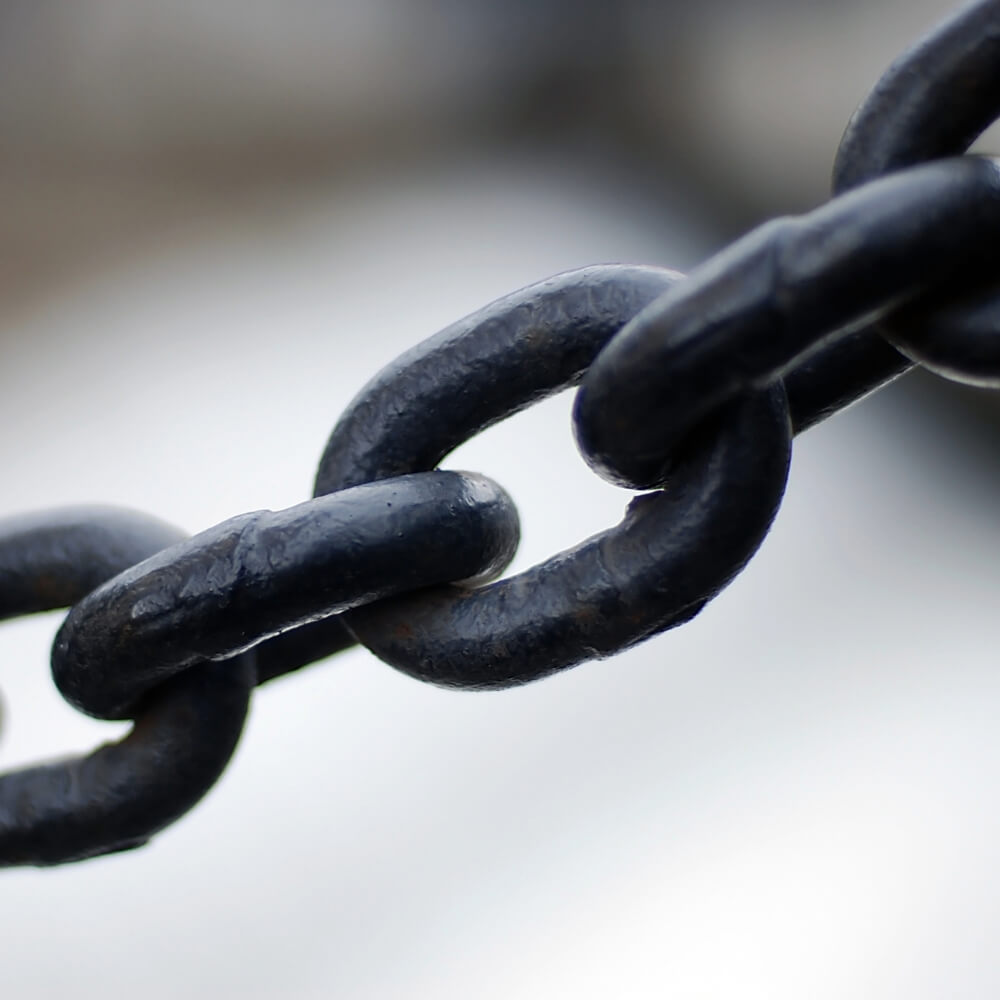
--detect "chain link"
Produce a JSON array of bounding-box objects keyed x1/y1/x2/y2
[{"x1": 1, "y1": 0, "x2": 998, "y2": 867}]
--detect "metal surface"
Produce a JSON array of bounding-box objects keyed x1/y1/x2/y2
[
  {"x1": 314, "y1": 265, "x2": 790, "y2": 686},
  {"x1": 54, "y1": 472, "x2": 519, "y2": 720},
  {"x1": 1, "y1": 0, "x2": 999, "y2": 866},
  {"x1": 573, "y1": 158, "x2": 1000, "y2": 488},
  {"x1": 0, "y1": 507, "x2": 253, "y2": 866}
]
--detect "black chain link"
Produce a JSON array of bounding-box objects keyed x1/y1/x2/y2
[{"x1": 1, "y1": 0, "x2": 998, "y2": 867}]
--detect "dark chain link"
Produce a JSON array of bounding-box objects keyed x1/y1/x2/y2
[{"x1": 1, "y1": 0, "x2": 998, "y2": 867}]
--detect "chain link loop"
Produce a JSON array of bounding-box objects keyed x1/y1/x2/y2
[
  {"x1": 0, "y1": 508, "x2": 253, "y2": 867},
  {"x1": 1, "y1": 0, "x2": 998, "y2": 866}
]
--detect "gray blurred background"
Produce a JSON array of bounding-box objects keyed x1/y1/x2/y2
[{"x1": 3, "y1": 2, "x2": 1000, "y2": 997}]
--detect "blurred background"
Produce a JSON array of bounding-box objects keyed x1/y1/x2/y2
[{"x1": 3, "y1": 1, "x2": 1000, "y2": 997}]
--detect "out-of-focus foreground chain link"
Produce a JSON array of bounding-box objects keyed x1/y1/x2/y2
[{"x1": 1, "y1": 0, "x2": 998, "y2": 867}]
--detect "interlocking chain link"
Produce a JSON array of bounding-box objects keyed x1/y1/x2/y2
[{"x1": 1, "y1": 0, "x2": 998, "y2": 867}]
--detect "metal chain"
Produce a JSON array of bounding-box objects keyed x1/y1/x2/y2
[{"x1": 1, "y1": 0, "x2": 998, "y2": 868}]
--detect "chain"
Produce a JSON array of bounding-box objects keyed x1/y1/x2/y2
[{"x1": 1, "y1": 0, "x2": 998, "y2": 868}]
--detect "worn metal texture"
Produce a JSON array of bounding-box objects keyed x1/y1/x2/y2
[
  {"x1": 0, "y1": 507, "x2": 253, "y2": 867},
  {"x1": 341, "y1": 389, "x2": 790, "y2": 688},
  {"x1": 53, "y1": 471, "x2": 519, "y2": 720},
  {"x1": 314, "y1": 266, "x2": 791, "y2": 687},
  {"x1": 314, "y1": 264, "x2": 683, "y2": 494},
  {"x1": 2, "y1": 0, "x2": 999, "y2": 866}
]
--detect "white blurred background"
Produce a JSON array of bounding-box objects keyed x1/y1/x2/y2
[{"x1": 3, "y1": 1, "x2": 1000, "y2": 997}]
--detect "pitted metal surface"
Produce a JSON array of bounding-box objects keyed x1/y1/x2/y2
[{"x1": 2, "y1": 0, "x2": 999, "y2": 866}]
